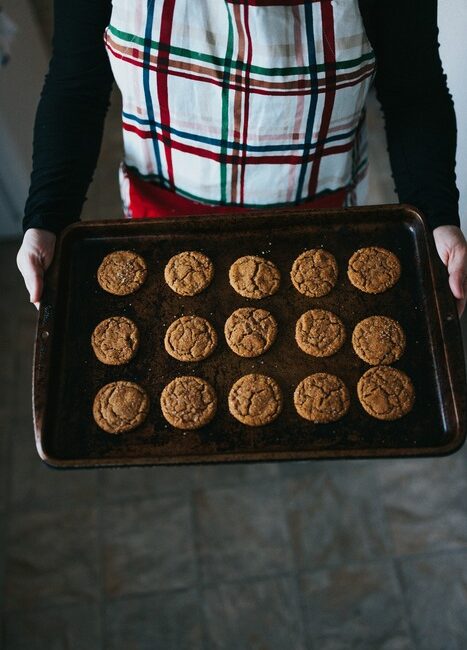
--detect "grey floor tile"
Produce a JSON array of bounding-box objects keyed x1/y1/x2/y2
[
  {"x1": 5, "y1": 508, "x2": 99, "y2": 610},
  {"x1": 398, "y1": 551, "x2": 467, "y2": 650},
  {"x1": 4, "y1": 603, "x2": 102, "y2": 650},
  {"x1": 194, "y1": 481, "x2": 292, "y2": 584},
  {"x1": 104, "y1": 590, "x2": 203, "y2": 650},
  {"x1": 102, "y1": 495, "x2": 196, "y2": 598},
  {"x1": 192, "y1": 461, "x2": 279, "y2": 489},
  {"x1": 376, "y1": 455, "x2": 467, "y2": 555},
  {"x1": 299, "y1": 562, "x2": 414, "y2": 650},
  {"x1": 9, "y1": 425, "x2": 98, "y2": 512},
  {"x1": 282, "y1": 462, "x2": 390, "y2": 570},
  {"x1": 203, "y1": 576, "x2": 306, "y2": 650},
  {"x1": 99, "y1": 464, "x2": 195, "y2": 502}
]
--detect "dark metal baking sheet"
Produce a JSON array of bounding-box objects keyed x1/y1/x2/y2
[{"x1": 33, "y1": 205, "x2": 466, "y2": 467}]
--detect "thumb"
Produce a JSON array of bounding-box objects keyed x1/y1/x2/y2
[
  {"x1": 448, "y1": 268, "x2": 465, "y2": 301},
  {"x1": 22, "y1": 253, "x2": 44, "y2": 305}
]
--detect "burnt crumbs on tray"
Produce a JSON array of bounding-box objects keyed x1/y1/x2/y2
[{"x1": 91, "y1": 244, "x2": 414, "y2": 434}]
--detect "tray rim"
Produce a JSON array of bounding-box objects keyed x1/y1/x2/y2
[{"x1": 32, "y1": 203, "x2": 467, "y2": 468}]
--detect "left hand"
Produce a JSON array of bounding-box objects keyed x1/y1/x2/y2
[{"x1": 432, "y1": 225, "x2": 467, "y2": 318}]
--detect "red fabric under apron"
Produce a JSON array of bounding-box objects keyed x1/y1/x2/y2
[{"x1": 127, "y1": 171, "x2": 346, "y2": 219}]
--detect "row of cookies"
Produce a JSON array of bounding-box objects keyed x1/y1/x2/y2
[
  {"x1": 91, "y1": 311, "x2": 406, "y2": 366},
  {"x1": 92, "y1": 365, "x2": 415, "y2": 434},
  {"x1": 96, "y1": 246, "x2": 401, "y2": 299}
]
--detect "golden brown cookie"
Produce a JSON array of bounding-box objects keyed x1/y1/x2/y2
[
  {"x1": 295, "y1": 309, "x2": 346, "y2": 357},
  {"x1": 164, "y1": 251, "x2": 214, "y2": 296},
  {"x1": 352, "y1": 315, "x2": 406, "y2": 365},
  {"x1": 224, "y1": 308, "x2": 277, "y2": 358},
  {"x1": 91, "y1": 316, "x2": 139, "y2": 365},
  {"x1": 93, "y1": 381, "x2": 149, "y2": 434},
  {"x1": 294, "y1": 373, "x2": 350, "y2": 423},
  {"x1": 164, "y1": 316, "x2": 217, "y2": 362},
  {"x1": 229, "y1": 255, "x2": 280, "y2": 299},
  {"x1": 160, "y1": 376, "x2": 217, "y2": 429},
  {"x1": 290, "y1": 249, "x2": 338, "y2": 297},
  {"x1": 357, "y1": 366, "x2": 415, "y2": 420},
  {"x1": 228, "y1": 374, "x2": 282, "y2": 426},
  {"x1": 97, "y1": 250, "x2": 147, "y2": 296},
  {"x1": 347, "y1": 246, "x2": 401, "y2": 294}
]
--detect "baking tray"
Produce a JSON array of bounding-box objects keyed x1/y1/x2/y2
[{"x1": 33, "y1": 204, "x2": 466, "y2": 467}]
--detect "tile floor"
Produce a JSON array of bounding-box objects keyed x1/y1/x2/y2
[{"x1": 1, "y1": 239, "x2": 467, "y2": 649}]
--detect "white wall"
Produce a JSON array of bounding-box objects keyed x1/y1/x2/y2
[{"x1": 0, "y1": 0, "x2": 48, "y2": 237}]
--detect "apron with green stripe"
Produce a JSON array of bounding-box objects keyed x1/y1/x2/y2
[{"x1": 104, "y1": 0, "x2": 376, "y2": 215}]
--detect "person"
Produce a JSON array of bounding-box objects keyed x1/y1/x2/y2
[{"x1": 17, "y1": 0, "x2": 467, "y2": 317}]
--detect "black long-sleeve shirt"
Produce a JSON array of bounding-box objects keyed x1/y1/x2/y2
[{"x1": 23, "y1": 0, "x2": 461, "y2": 234}]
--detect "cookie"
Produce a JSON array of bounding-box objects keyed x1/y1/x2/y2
[
  {"x1": 347, "y1": 246, "x2": 401, "y2": 294},
  {"x1": 97, "y1": 250, "x2": 147, "y2": 296},
  {"x1": 229, "y1": 255, "x2": 280, "y2": 299},
  {"x1": 228, "y1": 374, "x2": 282, "y2": 426},
  {"x1": 290, "y1": 249, "x2": 338, "y2": 297},
  {"x1": 160, "y1": 376, "x2": 217, "y2": 429},
  {"x1": 224, "y1": 308, "x2": 277, "y2": 358},
  {"x1": 93, "y1": 381, "x2": 149, "y2": 434},
  {"x1": 164, "y1": 251, "x2": 213, "y2": 296},
  {"x1": 357, "y1": 366, "x2": 415, "y2": 420},
  {"x1": 164, "y1": 316, "x2": 217, "y2": 362},
  {"x1": 295, "y1": 309, "x2": 346, "y2": 357},
  {"x1": 294, "y1": 373, "x2": 350, "y2": 423},
  {"x1": 91, "y1": 316, "x2": 139, "y2": 365},
  {"x1": 352, "y1": 315, "x2": 406, "y2": 365}
]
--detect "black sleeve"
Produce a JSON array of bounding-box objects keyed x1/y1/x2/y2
[
  {"x1": 23, "y1": 0, "x2": 114, "y2": 235},
  {"x1": 360, "y1": 0, "x2": 460, "y2": 230}
]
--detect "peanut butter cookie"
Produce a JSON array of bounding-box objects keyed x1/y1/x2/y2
[
  {"x1": 93, "y1": 380, "x2": 149, "y2": 434},
  {"x1": 294, "y1": 373, "x2": 350, "y2": 423},
  {"x1": 229, "y1": 255, "x2": 280, "y2": 299},
  {"x1": 357, "y1": 366, "x2": 415, "y2": 420},
  {"x1": 290, "y1": 249, "x2": 338, "y2": 297},
  {"x1": 224, "y1": 308, "x2": 277, "y2": 358},
  {"x1": 97, "y1": 250, "x2": 147, "y2": 296},
  {"x1": 91, "y1": 316, "x2": 139, "y2": 365},
  {"x1": 160, "y1": 376, "x2": 217, "y2": 429},
  {"x1": 164, "y1": 251, "x2": 214, "y2": 296},
  {"x1": 347, "y1": 246, "x2": 401, "y2": 294},
  {"x1": 228, "y1": 374, "x2": 282, "y2": 426},
  {"x1": 295, "y1": 309, "x2": 346, "y2": 357},
  {"x1": 352, "y1": 315, "x2": 406, "y2": 365},
  {"x1": 164, "y1": 315, "x2": 217, "y2": 362}
]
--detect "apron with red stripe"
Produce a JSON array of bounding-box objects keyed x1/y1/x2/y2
[{"x1": 104, "y1": 0, "x2": 376, "y2": 218}]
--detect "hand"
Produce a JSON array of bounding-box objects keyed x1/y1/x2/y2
[
  {"x1": 432, "y1": 224, "x2": 467, "y2": 318},
  {"x1": 16, "y1": 228, "x2": 56, "y2": 310}
]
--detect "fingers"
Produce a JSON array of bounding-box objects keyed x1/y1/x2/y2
[{"x1": 448, "y1": 268, "x2": 465, "y2": 301}]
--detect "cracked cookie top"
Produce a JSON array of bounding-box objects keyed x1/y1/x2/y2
[
  {"x1": 294, "y1": 373, "x2": 350, "y2": 423},
  {"x1": 295, "y1": 309, "x2": 346, "y2": 357},
  {"x1": 97, "y1": 250, "x2": 147, "y2": 296},
  {"x1": 229, "y1": 255, "x2": 280, "y2": 299},
  {"x1": 160, "y1": 376, "x2": 217, "y2": 429},
  {"x1": 352, "y1": 315, "x2": 406, "y2": 365},
  {"x1": 290, "y1": 249, "x2": 338, "y2": 297},
  {"x1": 228, "y1": 373, "x2": 282, "y2": 426},
  {"x1": 224, "y1": 308, "x2": 277, "y2": 358},
  {"x1": 164, "y1": 315, "x2": 217, "y2": 362},
  {"x1": 357, "y1": 366, "x2": 415, "y2": 420},
  {"x1": 91, "y1": 316, "x2": 139, "y2": 365},
  {"x1": 164, "y1": 251, "x2": 214, "y2": 296},
  {"x1": 347, "y1": 246, "x2": 401, "y2": 294},
  {"x1": 93, "y1": 380, "x2": 149, "y2": 434}
]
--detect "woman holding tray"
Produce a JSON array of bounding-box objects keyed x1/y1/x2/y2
[{"x1": 17, "y1": 0, "x2": 467, "y2": 316}]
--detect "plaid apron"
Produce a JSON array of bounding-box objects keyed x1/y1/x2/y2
[{"x1": 104, "y1": 0, "x2": 376, "y2": 218}]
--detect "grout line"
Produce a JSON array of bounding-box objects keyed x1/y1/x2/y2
[
  {"x1": 392, "y1": 557, "x2": 419, "y2": 650},
  {"x1": 275, "y1": 474, "x2": 313, "y2": 650},
  {"x1": 190, "y1": 488, "x2": 210, "y2": 650},
  {"x1": 96, "y1": 471, "x2": 107, "y2": 650}
]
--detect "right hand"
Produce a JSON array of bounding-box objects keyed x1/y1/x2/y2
[{"x1": 16, "y1": 228, "x2": 56, "y2": 310}]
